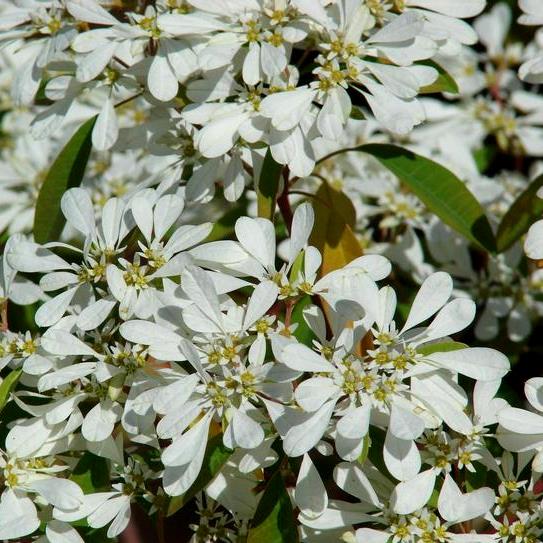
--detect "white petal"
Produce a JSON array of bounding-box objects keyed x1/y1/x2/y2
[
  {"x1": 0, "y1": 489, "x2": 40, "y2": 540},
  {"x1": 92, "y1": 97, "x2": 118, "y2": 151},
  {"x1": 355, "y1": 529, "x2": 389, "y2": 543},
  {"x1": 384, "y1": 431, "x2": 421, "y2": 481},
  {"x1": 425, "y1": 298, "x2": 476, "y2": 341},
  {"x1": 426, "y1": 347, "x2": 510, "y2": 381},
  {"x1": 288, "y1": 203, "x2": 314, "y2": 266},
  {"x1": 260, "y1": 41, "x2": 287, "y2": 78},
  {"x1": 41, "y1": 330, "x2": 98, "y2": 357},
  {"x1": 295, "y1": 377, "x2": 339, "y2": 412},
  {"x1": 35, "y1": 287, "x2": 78, "y2": 327},
  {"x1": 106, "y1": 264, "x2": 127, "y2": 302},
  {"x1": 148, "y1": 53, "x2": 178, "y2": 102},
  {"x1": 243, "y1": 280, "x2": 279, "y2": 330},
  {"x1": 408, "y1": 0, "x2": 485, "y2": 18},
  {"x1": 368, "y1": 11, "x2": 424, "y2": 43},
  {"x1": 157, "y1": 13, "x2": 226, "y2": 35},
  {"x1": 38, "y1": 362, "x2": 97, "y2": 391},
  {"x1": 336, "y1": 405, "x2": 371, "y2": 440},
  {"x1": 438, "y1": 474, "x2": 494, "y2": 523},
  {"x1": 401, "y1": 272, "x2": 452, "y2": 333},
  {"x1": 376, "y1": 286, "x2": 397, "y2": 330},
  {"x1": 82, "y1": 400, "x2": 121, "y2": 442},
  {"x1": 334, "y1": 463, "x2": 381, "y2": 506},
  {"x1": 526, "y1": 220, "x2": 543, "y2": 259},
  {"x1": 349, "y1": 255, "x2": 392, "y2": 281},
  {"x1": 77, "y1": 298, "x2": 116, "y2": 331},
  {"x1": 7, "y1": 242, "x2": 70, "y2": 273},
  {"x1": 30, "y1": 478, "x2": 84, "y2": 510},
  {"x1": 76, "y1": 42, "x2": 117, "y2": 82},
  {"x1": 235, "y1": 216, "x2": 276, "y2": 271},
  {"x1": 6, "y1": 417, "x2": 52, "y2": 457},
  {"x1": 525, "y1": 377, "x2": 543, "y2": 412},
  {"x1": 154, "y1": 194, "x2": 184, "y2": 240},
  {"x1": 242, "y1": 42, "x2": 262, "y2": 85},
  {"x1": 153, "y1": 374, "x2": 199, "y2": 414},
  {"x1": 260, "y1": 88, "x2": 315, "y2": 131},
  {"x1": 389, "y1": 403, "x2": 425, "y2": 440},
  {"x1": 223, "y1": 408, "x2": 264, "y2": 450},
  {"x1": 106, "y1": 500, "x2": 131, "y2": 538},
  {"x1": 498, "y1": 407, "x2": 543, "y2": 434},
  {"x1": 46, "y1": 520, "x2": 84, "y2": 543},
  {"x1": 294, "y1": 454, "x2": 328, "y2": 518},
  {"x1": 281, "y1": 343, "x2": 335, "y2": 373},
  {"x1": 162, "y1": 412, "x2": 212, "y2": 466},
  {"x1": 40, "y1": 272, "x2": 78, "y2": 292},
  {"x1": 100, "y1": 198, "x2": 125, "y2": 249},
  {"x1": 67, "y1": 0, "x2": 119, "y2": 24},
  {"x1": 87, "y1": 495, "x2": 129, "y2": 529},
  {"x1": 182, "y1": 266, "x2": 223, "y2": 330},
  {"x1": 164, "y1": 225, "x2": 213, "y2": 258},
  {"x1": 61, "y1": 188, "x2": 96, "y2": 239},
  {"x1": 196, "y1": 112, "x2": 248, "y2": 157},
  {"x1": 283, "y1": 399, "x2": 335, "y2": 457},
  {"x1": 390, "y1": 469, "x2": 436, "y2": 515},
  {"x1": 131, "y1": 195, "x2": 154, "y2": 243}
]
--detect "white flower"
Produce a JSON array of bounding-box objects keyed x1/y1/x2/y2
[
  {"x1": 497, "y1": 377, "x2": 543, "y2": 471},
  {"x1": 0, "y1": 449, "x2": 85, "y2": 541},
  {"x1": 518, "y1": 0, "x2": 543, "y2": 82}
]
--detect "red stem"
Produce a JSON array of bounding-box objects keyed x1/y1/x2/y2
[{"x1": 278, "y1": 185, "x2": 293, "y2": 234}]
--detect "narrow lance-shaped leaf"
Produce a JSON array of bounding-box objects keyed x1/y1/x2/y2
[
  {"x1": 496, "y1": 174, "x2": 543, "y2": 253},
  {"x1": 247, "y1": 470, "x2": 299, "y2": 543},
  {"x1": 167, "y1": 433, "x2": 232, "y2": 516},
  {"x1": 257, "y1": 149, "x2": 283, "y2": 220},
  {"x1": 320, "y1": 144, "x2": 496, "y2": 252},
  {"x1": 0, "y1": 369, "x2": 22, "y2": 416},
  {"x1": 34, "y1": 116, "x2": 96, "y2": 243}
]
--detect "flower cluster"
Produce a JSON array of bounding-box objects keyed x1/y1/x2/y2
[
  {"x1": 1, "y1": 1, "x2": 543, "y2": 542},
  {"x1": 0, "y1": 190, "x2": 514, "y2": 542}
]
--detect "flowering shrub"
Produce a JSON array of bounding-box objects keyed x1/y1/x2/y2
[{"x1": 1, "y1": 1, "x2": 543, "y2": 542}]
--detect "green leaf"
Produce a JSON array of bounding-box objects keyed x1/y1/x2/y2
[
  {"x1": 289, "y1": 252, "x2": 304, "y2": 283},
  {"x1": 346, "y1": 144, "x2": 496, "y2": 252},
  {"x1": 0, "y1": 369, "x2": 22, "y2": 416},
  {"x1": 291, "y1": 295, "x2": 317, "y2": 347},
  {"x1": 350, "y1": 106, "x2": 366, "y2": 120},
  {"x1": 78, "y1": 526, "x2": 113, "y2": 543},
  {"x1": 206, "y1": 197, "x2": 248, "y2": 242},
  {"x1": 417, "y1": 60, "x2": 459, "y2": 94},
  {"x1": 417, "y1": 341, "x2": 468, "y2": 356},
  {"x1": 34, "y1": 116, "x2": 96, "y2": 243},
  {"x1": 357, "y1": 434, "x2": 371, "y2": 466},
  {"x1": 70, "y1": 452, "x2": 110, "y2": 494},
  {"x1": 496, "y1": 174, "x2": 543, "y2": 253},
  {"x1": 473, "y1": 145, "x2": 497, "y2": 174},
  {"x1": 256, "y1": 150, "x2": 283, "y2": 220},
  {"x1": 367, "y1": 427, "x2": 393, "y2": 482},
  {"x1": 247, "y1": 471, "x2": 299, "y2": 543},
  {"x1": 167, "y1": 433, "x2": 232, "y2": 516}
]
